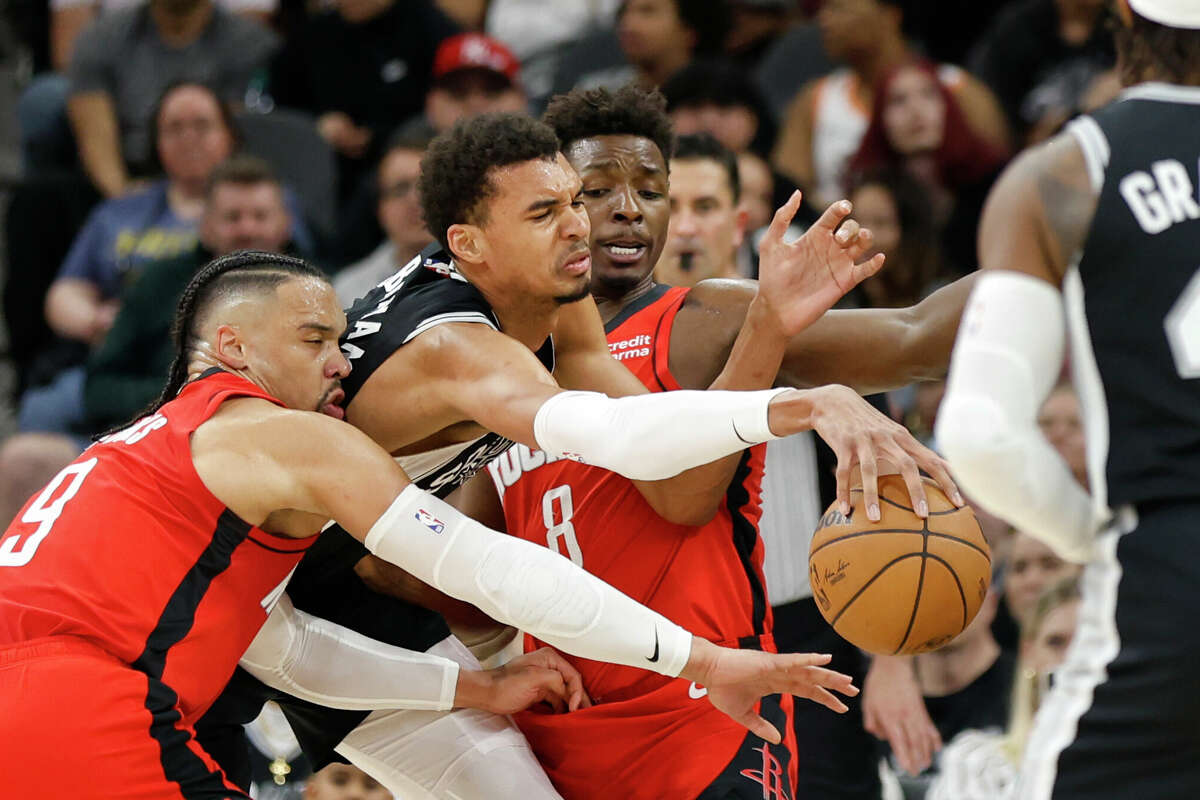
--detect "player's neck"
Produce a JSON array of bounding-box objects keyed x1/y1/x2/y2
[
  {"x1": 592, "y1": 274, "x2": 659, "y2": 324},
  {"x1": 487, "y1": 297, "x2": 559, "y2": 352}
]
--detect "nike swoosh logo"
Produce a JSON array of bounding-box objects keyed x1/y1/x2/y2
[
  {"x1": 647, "y1": 628, "x2": 660, "y2": 663},
  {"x1": 688, "y1": 682, "x2": 708, "y2": 699}
]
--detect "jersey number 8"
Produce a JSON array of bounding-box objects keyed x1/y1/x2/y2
[{"x1": 542, "y1": 485, "x2": 583, "y2": 567}]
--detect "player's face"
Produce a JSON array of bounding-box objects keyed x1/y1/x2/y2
[
  {"x1": 303, "y1": 763, "x2": 391, "y2": 800},
  {"x1": 1025, "y1": 598, "x2": 1080, "y2": 676},
  {"x1": 566, "y1": 134, "x2": 671, "y2": 298},
  {"x1": 883, "y1": 68, "x2": 946, "y2": 157},
  {"x1": 1004, "y1": 533, "x2": 1082, "y2": 624},
  {"x1": 244, "y1": 277, "x2": 350, "y2": 419},
  {"x1": 474, "y1": 153, "x2": 592, "y2": 304},
  {"x1": 657, "y1": 158, "x2": 743, "y2": 287}
]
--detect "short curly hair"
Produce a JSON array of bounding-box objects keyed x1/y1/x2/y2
[
  {"x1": 419, "y1": 112, "x2": 561, "y2": 251},
  {"x1": 542, "y1": 85, "x2": 675, "y2": 164}
]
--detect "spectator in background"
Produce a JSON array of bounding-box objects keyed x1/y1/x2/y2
[
  {"x1": 64, "y1": 0, "x2": 277, "y2": 197},
  {"x1": 736, "y1": 151, "x2": 775, "y2": 233},
  {"x1": 662, "y1": 59, "x2": 777, "y2": 158},
  {"x1": 0, "y1": 156, "x2": 298, "y2": 528},
  {"x1": 268, "y1": 0, "x2": 457, "y2": 199},
  {"x1": 846, "y1": 60, "x2": 1010, "y2": 272},
  {"x1": 304, "y1": 763, "x2": 391, "y2": 800},
  {"x1": 969, "y1": 0, "x2": 1115, "y2": 145},
  {"x1": 772, "y1": 0, "x2": 1009, "y2": 212},
  {"x1": 1003, "y1": 531, "x2": 1084, "y2": 631},
  {"x1": 335, "y1": 34, "x2": 522, "y2": 265},
  {"x1": 83, "y1": 155, "x2": 298, "y2": 435},
  {"x1": 558, "y1": 0, "x2": 732, "y2": 93},
  {"x1": 926, "y1": 578, "x2": 1082, "y2": 800},
  {"x1": 334, "y1": 133, "x2": 432, "y2": 306},
  {"x1": 1038, "y1": 381, "x2": 1088, "y2": 488},
  {"x1": 843, "y1": 167, "x2": 945, "y2": 308},
  {"x1": 410, "y1": 33, "x2": 528, "y2": 137},
  {"x1": 654, "y1": 133, "x2": 747, "y2": 287}
]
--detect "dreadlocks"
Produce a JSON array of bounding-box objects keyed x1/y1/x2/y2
[{"x1": 100, "y1": 250, "x2": 326, "y2": 438}]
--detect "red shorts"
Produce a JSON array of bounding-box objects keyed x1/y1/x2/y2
[
  {"x1": 0, "y1": 637, "x2": 248, "y2": 800},
  {"x1": 516, "y1": 676, "x2": 797, "y2": 800}
]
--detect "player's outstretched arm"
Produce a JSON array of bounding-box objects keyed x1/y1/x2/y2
[
  {"x1": 197, "y1": 402, "x2": 855, "y2": 737},
  {"x1": 240, "y1": 593, "x2": 589, "y2": 715},
  {"x1": 936, "y1": 134, "x2": 1100, "y2": 562}
]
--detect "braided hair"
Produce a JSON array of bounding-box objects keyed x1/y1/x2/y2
[{"x1": 99, "y1": 250, "x2": 326, "y2": 439}]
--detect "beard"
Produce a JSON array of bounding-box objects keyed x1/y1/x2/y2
[{"x1": 553, "y1": 279, "x2": 592, "y2": 305}]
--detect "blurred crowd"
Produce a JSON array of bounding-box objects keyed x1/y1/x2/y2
[{"x1": 0, "y1": 0, "x2": 1116, "y2": 796}]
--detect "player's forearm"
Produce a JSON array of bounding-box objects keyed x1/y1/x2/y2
[
  {"x1": 240, "y1": 594, "x2": 460, "y2": 711},
  {"x1": 363, "y1": 486, "x2": 695, "y2": 678},
  {"x1": 533, "y1": 386, "x2": 837, "y2": 482},
  {"x1": 631, "y1": 296, "x2": 786, "y2": 524},
  {"x1": 935, "y1": 271, "x2": 1097, "y2": 562}
]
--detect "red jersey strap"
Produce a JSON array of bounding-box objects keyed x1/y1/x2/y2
[{"x1": 185, "y1": 369, "x2": 286, "y2": 434}]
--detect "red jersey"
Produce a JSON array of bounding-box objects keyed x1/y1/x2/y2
[
  {"x1": 0, "y1": 370, "x2": 315, "y2": 723},
  {"x1": 488, "y1": 285, "x2": 787, "y2": 799}
]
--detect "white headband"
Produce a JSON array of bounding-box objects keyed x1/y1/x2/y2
[{"x1": 1129, "y1": 0, "x2": 1200, "y2": 29}]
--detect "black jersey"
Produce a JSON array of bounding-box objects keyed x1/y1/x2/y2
[
  {"x1": 341, "y1": 241, "x2": 554, "y2": 498},
  {"x1": 197, "y1": 243, "x2": 555, "y2": 779},
  {"x1": 1067, "y1": 84, "x2": 1200, "y2": 509}
]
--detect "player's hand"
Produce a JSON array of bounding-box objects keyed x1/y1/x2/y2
[
  {"x1": 805, "y1": 384, "x2": 963, "y2": 521},
  {"x1": 755, "y1": 193, "x2": 886, "y2": 337},
  {"x1": 862, "y1": 654, "x2": 942, "y2": 775},
  {"x1": 462, "y1": 647, "x2": 592, "y2": 716},
  {"x1": 682, "y1": 639, "x2": 859, "y2": 744}
]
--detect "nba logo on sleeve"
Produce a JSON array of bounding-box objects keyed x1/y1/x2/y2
[{"x1": 415, "y1": 509, "x2": 446, "y2": 534}]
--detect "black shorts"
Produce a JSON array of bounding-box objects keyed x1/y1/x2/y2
[
  {"x1": 1021, "y1": 502, "x2": 1200, "y2": 800},
  {"x1": 771, "y1": 597, "x2": 881, "y2": 800},
  {"x1": 195, "y1": 526, "x2": 451, "y2": 787},
  {"x1": 696, "y1": 693, "x2": 796, "y2": 800}
]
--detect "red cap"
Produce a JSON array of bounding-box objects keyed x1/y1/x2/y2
[{"x1": 432, "y1": 33, "x2": 521, "y2": 84}]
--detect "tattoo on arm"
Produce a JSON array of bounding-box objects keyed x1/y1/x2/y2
[{"x1": 1034, "y1": 138, "x2": 1101, "y2": 278}]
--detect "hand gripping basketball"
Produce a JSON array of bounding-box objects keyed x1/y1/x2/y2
[{"x1": 683, "y1": 640, "x2": 859, "y2": 744}]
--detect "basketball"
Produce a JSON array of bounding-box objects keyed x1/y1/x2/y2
[{"x1": 809, "y1": 475, "x2": 991, "y2": 655}]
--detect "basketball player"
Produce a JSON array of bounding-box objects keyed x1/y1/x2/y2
[
  {"x1": 0, "y1": 252, "x2": 858, "y2": 799},
  {"x1": 198, "y1": 110, "x2": 945, "y2": 798},
  {"x1": 442, "y1": 87, "x2": 980, "y2": 799},
  {"x1": 936, "y1": 2, "x2": 1200, "y2": 797}
]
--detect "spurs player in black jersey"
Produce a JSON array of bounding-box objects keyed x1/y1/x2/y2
[
  {"x1": 200, "y1": 112, "x2": 955, "y2": 798},
  {"x1": 937, "y1": 1, "x2": 1200, "y2": 797}
]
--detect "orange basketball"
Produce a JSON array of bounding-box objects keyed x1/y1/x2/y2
[{"x1": 809, "y1": 475, "x2": 991, "y2": 655}]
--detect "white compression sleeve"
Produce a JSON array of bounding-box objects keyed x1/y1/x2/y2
[
  {"x1": 364, "y1": 486, "x2": 693, "y2": 677},
  {"x1": 532, "y1": 388, "x2": 790, "y2": 480},
  {"x1": 240, "y1": 594, "x2": 459, "y2": 711},
  {"x1": 934, "y1": 271, "x2": 1099, "y2": 563}
]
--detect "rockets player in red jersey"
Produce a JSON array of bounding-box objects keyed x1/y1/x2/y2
[
  {"x1": 451, "y1": 87, "x2": 979, "y2": 799},
  {"x1": 0, "y1": 251, "x2": 865, "y2": 799}
]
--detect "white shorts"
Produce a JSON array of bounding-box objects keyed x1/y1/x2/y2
[{"x1": 335, "y1": 635, "x2": 562, "y2": 800}]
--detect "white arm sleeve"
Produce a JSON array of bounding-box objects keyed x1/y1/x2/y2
[
  {"x1": 364, "y1": 486, "x2": 694, "y2": 678},
  {"x1": 240, "y1": 594, "x2": 459, "y2": 711},
  {"x1": 934, "y1": 271, "x2": 1099, "y2": 563},
  {"x1": 533, "y1": 388, "x2": 790, "y2": 480}
]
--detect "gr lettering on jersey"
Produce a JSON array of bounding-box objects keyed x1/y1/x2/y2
[
  {"x1": 1118, "y1": 159, "x2": 1200, "y2": 235},
  {"x1": 487, "y1": 443, "x2": 563, "y2": 492},
  {"x1": 608, "y1": 334, "x2": 651, "y2": 362}
]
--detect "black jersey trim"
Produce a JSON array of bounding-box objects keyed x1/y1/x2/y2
[
  {"x1": 603, "y1": 283, "x2": 673, "y2": 334},
  {"x1": 132, "y1": 508, "x2": 252, "y2": 797},
  {"x1": 727, "y1": 450, "x2": 768, "y2": 636}
]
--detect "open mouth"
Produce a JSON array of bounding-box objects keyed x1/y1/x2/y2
[
  {"x1": 320, "y1": 388, "x2": 346, "y2": 420},
  {"x1": 599, "y1": 240, "x2": 649, "y2": 265}
]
